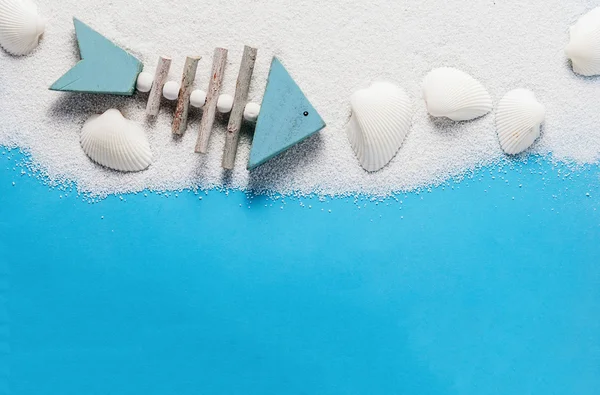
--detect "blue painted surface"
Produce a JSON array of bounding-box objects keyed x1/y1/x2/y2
[
  {"x1": 49, "y1": 18, "x2": 142, "y2": 96},
  {"x1": 248, "y1": 58, "x2": 326, "y2": 169},
  {"x1": 1, "y1": 148, "x2": 599, "y2": 395}
]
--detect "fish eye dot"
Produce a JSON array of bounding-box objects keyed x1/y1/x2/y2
[{"x1": 303, "y1": 111, "x2": 309, "y2": 116}]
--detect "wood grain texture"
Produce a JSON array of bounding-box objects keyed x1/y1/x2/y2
[
  {"x1": 146, "y1": 56, "x2": 172, "y2": 116},
  {"x1": 172, "y1": 56, "x2": 201, "y2": 135},
  {"x1": 222, "y1": 46, "x2": 258, "y2": 169},
  {"x1": 195, "y1": 48, "x2": 228, "y2": 153}
]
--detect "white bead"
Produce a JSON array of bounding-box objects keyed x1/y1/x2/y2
[
  {"x1": 243, "y1": 102, "x2": 261, "y2": 122},
  {"x1": 217, "y1": 94, "x2": 234, "y2": 113},
  {"x1": 190, "y1": 89, "x2": 207, "y2": 108},
  {"x1": 162, "y1": 81, "x2": 180, "y2": 100},
  {"x1": 136, "y1": 72, "x2": 154, "y2": 93}
]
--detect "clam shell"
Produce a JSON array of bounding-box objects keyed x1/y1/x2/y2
[
  {"x1": 81, "y1": 109, "x2": 152, "y2": 172},
  {"x1": 0, "y1": 0, "x2": 45, "y2": 56},
  {"x1": 347, "y1": 82, "x2": 412, "y2": 172},
  {"x1": 422, "y1": 67, "x2": 492, "y2": 121},
  {"x1": 565, "y1": 7, "x2": 600, "y2": 76},
  {"x1": 496, "y1": 89, "x2": 545, "y2": 155}
]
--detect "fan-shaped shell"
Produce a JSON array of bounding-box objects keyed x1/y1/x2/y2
[
  {"x1": 81, "y1": 109, "x2": 152, "y2": 172},
  {"x1": 565, "y1": 7, "x2": 600, "y2": 76},
  {"x1": 347, "y1": 82, "x2": 412, "y2": 172},
  {"x1": 422, "y1": 67, "x2": 492, "y2": 121},
  {"x1": 0, "y1": 0, "x2": 45, "y2": 56},
  {"x1": 496, "y1": 89, "x2": 545, "y2": 155}
]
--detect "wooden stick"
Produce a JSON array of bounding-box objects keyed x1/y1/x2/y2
[
  {"x1": 172, "y1": 56, "x2": 201, "y2": 135},
  {"x1": 195, "y1": 48, "x2": 228, "y2": 153},
  {"x1": 222, "y1": 46, "x2": 257, "y2": 169},
  {"x1": 146, "y1": 56, "x2": 172, "y2": 116}
]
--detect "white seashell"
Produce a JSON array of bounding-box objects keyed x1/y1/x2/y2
[
  {"x1": 217, "y1": 94, "x2": 234, "y2": 113},
  {"x1": 496, "y1": 89, "x2": 545, "y2": 155},
  {"x1": 162, "y1": 80, "x2": 180, "y2": 100},
  {"x1": 347, "y1": 82, "x2": 412, "y2": 172},
  {"x1": 243, "y1": 102, "x2": 260, "y2": 122},
  {"x1": 136, "y1": 71, "x2": 153, "y2": 93},
  {"x1": 422, "y1": 67, "x2": 492, "y2": 121},
  {"x1": 0, "y1": 0, "x2": 45, "y2": 56},
  {"x1": 81, "y1": 109, "x2": 152, "y2": 172},
  {"x1": 565, "y1": 7, "x2": 600, "y2": 76},
  {"x1": 190, "y1": 89, "x2": 206, "y2": 108}
]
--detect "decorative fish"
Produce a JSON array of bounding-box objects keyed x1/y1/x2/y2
[{"x1": 50, "y1": 18, "x2": 326, "y2": 171}]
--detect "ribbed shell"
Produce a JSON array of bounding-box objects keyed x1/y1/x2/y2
[
  {"x1": 347, "y1": 82, "x2": 412, "y2": 172},
  {"x1": 0, "y1": 0, "x2": 45, "y2": 56},
  {"x1": 81, "y1": 109, "x2": 152, "y2": 172},
  {"x1": 422, "y1": 67, "x2": 492, "y2": 121},
  {"x1": 496, "y1": 89, "x2": 545, "y2": 155},
  {"x1": 565, "y1": 7, "x2": 600, "y2": 76}
]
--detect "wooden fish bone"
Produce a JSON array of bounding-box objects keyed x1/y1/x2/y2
[
  {"x1": 222, "y1": 46, "x2": 258, "y2": 169},
  {"x1": 49, "y1": 21, "x2": 326, "y2": 171},
  {"x1": 146, "y1": 56, "x2": 171, "y2": 116},
  {"x1": 172, "y1": 56, "x2": 201, "y2": 135},
  {"x1": 195, "y1": 48, "x2": 228, "y2": 153}
]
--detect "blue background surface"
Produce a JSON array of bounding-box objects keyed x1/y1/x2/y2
[{"x1": 1, "y1": 148, "x2": 599, "y2": 395}]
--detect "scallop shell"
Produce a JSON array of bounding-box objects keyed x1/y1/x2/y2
[
  {"x1": 565, "y1": 7, "x2": 600, "y2": 76},
  {"x1": 347, "y1": 82, "x2": 412, "y2": 172},
  {"x1": 496, "y1": 89, "x2": 545, "y2": 155},
  {"x1": 0, "y1": 0, "x2": 45, "y2": 56},
  {"x1": 422, "y1": 67, "x2": 492, "y2": 121},
  {"x1": 81, "y1": 109, "x2": 152, "y2": 172}
]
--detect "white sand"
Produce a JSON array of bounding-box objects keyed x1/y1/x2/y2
[{"x1": 1, "y1": 0, "x2": 599, "y2": 197}]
